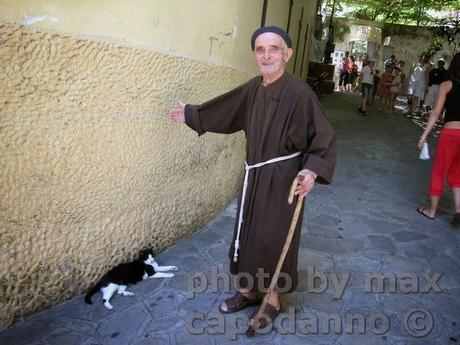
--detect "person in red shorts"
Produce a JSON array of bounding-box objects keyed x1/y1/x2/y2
[
  {"x1": 376, "y1": 66, "x2": 394, "y2": 111},
  {"x1": 417, "y1": 53, "x2": 460, "y2": 226}
]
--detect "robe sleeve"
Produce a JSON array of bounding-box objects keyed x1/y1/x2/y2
[
  {"x1": 184, "y1": 81, "x2": 250, "y2": 136},
  {"x1": 288, "y1": 87, "x2": 337, "y2": 185}
]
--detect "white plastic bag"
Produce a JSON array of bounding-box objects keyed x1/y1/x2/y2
[{"x1": 419, "y1": 142, "x2": 430, "y2": 160}]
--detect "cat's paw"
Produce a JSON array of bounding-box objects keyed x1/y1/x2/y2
[
  {"x1": 104, "y1": 302, "x2": 114, "y2": 310},
  {"x1": 170, "y1": 266, "x2": 179, "y2": 271},
  {"x1": 121, "y1": 291, "x2": 134, "y2": 296},
  {"x1": 165, "y1": 273, "x2": 174, "y2": 278}
]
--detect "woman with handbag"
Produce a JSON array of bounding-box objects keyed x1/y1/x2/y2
[{"x1": 417, "y1": 53, "x2": 460, "y2": 226}]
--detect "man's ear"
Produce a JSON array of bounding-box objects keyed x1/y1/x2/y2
[{"x1": 284, "y1": 48, "x2": 293, "y2": 62}]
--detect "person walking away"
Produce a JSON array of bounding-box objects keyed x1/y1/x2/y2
[
  {"x1": 361, "y1": 53, "x2": 369, "y2": 68},
  {"x1": 376, "y1": 66, "x2": 394, "y2": 112},
  {"x1": 417, "y1": 53, "x2": 460, "y2": 226},
  {"x1": 389, "y1": 67, "x2": 402, "y2": 113},
  {"x1": 347, "y1": 55, "x2": 359, "y2": 92},
  {"x1": 372, "y1": 68, "x2": 381, "y2": 104},
  {"x1": 397, "y1": 60, "x2": 406, "y2": 84},
  {"x1": 338, "y1": 52, "x2": 350, "y2": 92},
  {"x1": 358, "y1": 59, "x2": 375, "y2": 116}
]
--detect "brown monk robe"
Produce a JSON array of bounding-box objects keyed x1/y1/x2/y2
[{"x1": 185, "y1": 71, "x2": 336, "y2": 293}]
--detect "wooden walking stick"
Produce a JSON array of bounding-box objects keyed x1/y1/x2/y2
[{"x1": 246, "y1": 176, "x2": 304, "y2": 336}]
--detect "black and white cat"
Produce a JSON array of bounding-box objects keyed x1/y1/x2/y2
[{"x1": 84, "y1": 249, "x2": 178, "y2": 310}]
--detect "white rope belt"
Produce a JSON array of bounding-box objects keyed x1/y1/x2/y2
[{"x1": 233, "y1": 151, "x2": 302, "y2": 262}]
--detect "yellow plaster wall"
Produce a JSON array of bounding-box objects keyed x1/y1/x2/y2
[
  {"x1": 0, "y1": 0, "x2": 263, "y2": 74},
  {"x1": 265, "y1": 0, "x2": 290, "y2": 29},
  {"x1": 264, "y1": 0, "x2": 317, "y2": 76},
  {"x1": 0, "y1": 0, "x2": 318, "y2": 329}
]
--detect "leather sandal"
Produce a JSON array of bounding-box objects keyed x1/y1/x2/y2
[
  {"x1": 248, "y1": 303, "x2": 280, "y2": 330},
  {"x1": 218, "y1": 292, "x2": 259, "y2": 314}
]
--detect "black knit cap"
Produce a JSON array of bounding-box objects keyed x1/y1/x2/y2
[{"x1": 251, "y1": 26, "x2": 292, "y2": 51}]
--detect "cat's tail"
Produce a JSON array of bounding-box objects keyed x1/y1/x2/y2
[{"x1": 84, "y1": 281, "x2": 103, "y2": 305}]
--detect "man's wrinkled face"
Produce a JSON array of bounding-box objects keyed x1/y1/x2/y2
[{"x1": 253, "y1": 33, "x2": 292, "y2": 77}]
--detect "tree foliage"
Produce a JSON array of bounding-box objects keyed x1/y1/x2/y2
[
  {"x1": 340, "y1": 0, "x2": 460, "y2": 26},
  {"x1": 428, "y1": 18, "x2": 460, "y2": 57},
  {"x1": 319, "y1": 0, "x2": 459, "y2": 58}
]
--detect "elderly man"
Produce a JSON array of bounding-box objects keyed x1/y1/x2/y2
[{"x1": 169, "y1": 26, "x2": 336, "y2": 328}]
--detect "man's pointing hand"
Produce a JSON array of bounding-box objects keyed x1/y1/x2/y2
[{"x1": 169, "y1": 101, "x2": 186, "y2": 123}]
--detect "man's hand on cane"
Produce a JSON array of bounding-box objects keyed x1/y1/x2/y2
[
  {"x1": 169, "y1": 101, "x2": 186, "y2": 123},
  {"x1": 294, "y1": 169, "x2": 317, "y2": 198}
]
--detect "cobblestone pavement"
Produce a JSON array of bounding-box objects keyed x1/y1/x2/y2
[{"x1": 1, "y1": 91, "x2": 459, "y2": 345}]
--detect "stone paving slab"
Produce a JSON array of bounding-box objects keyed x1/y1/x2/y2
[{"x1": 1, "y1": 91, "x2": 460, "y2": 344}]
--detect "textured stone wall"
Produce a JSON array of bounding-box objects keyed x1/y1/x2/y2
[
  {"x1": 381, "y1": 32, "x2": 460, "y2": 70},
  {"x1": 334, "y1": 19, "x2": 458, "y2": 75},
  {"x1": 0, "y1": 24, "x2": 247, "y2": 329}
]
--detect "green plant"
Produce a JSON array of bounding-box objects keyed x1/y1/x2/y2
[
  {"x1": 342, "y1": 0, "x2": 460, "y2": 26},
  {"x1": 353, "y1": 40, "x2": 367, "y2": 56},
  {"x1": 334, "y1": 19, "x2": 351, "y2": 41},
  {"x1": 325, "y1": 17, "x2": 351, "y2": 41},
  {"x1": 427, "y1": 18, "x2": 459, "y2": 58}
]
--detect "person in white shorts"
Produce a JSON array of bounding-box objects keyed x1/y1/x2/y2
[{"x1": 407, "y1": 56, "x2": 428, "y2": 114}]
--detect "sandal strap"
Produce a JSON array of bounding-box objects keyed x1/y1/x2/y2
[
  {"x1": 250, "y1": 303, "x2": 280, "y2": 329},
  {"x1": 262, "y1": 303, "x2": 280, "y2": 319},
  {"x1": 225, "y1": 292, "x2": 254, "y2": 310}
]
